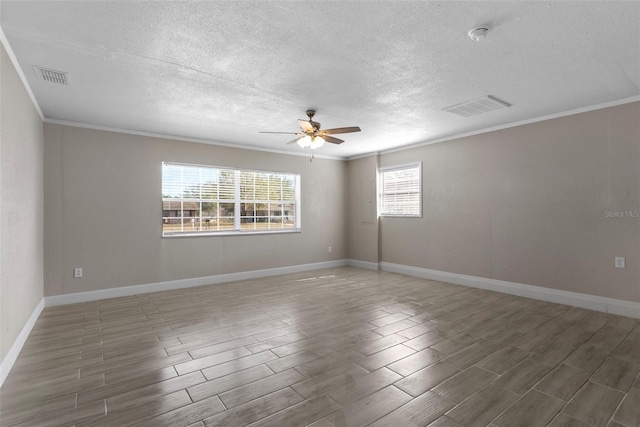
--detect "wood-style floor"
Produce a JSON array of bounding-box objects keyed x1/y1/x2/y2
[{"x1": 1, "y1": 267, "x2": 639, "y2": 427}]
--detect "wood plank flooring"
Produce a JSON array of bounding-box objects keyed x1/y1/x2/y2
[{"x1": 1, "y1": 266, "x2": 639, "y2": 426}]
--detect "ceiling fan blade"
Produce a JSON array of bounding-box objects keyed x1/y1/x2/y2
[
  {"x1": 320, "y1": 126, "x2": 361, "y2": 135},
  {"x1": 323, "y1": 135, "x2": 344, "y2": 144},
  {"x1": 298, "y1": 119, "x2": 314, "y2": 132},
  {"x1": 286, "y1": 136, "x2": 304, "y2": 145},
  {"x1": 259, "y1": 131, "x2": 300, "y2": 134}
]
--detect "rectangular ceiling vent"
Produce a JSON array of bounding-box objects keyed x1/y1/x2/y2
[
  {"x1": 443, "y1": 95, "x2": 511, "y2": 118},
  {"x1": 32, "y1": 66, "x2": 70, "y2": 85}
]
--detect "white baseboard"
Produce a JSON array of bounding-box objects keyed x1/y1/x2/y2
[
  {"x1": 347, "y1": 259, "x2": 380, "y2": 270},
  {"x1": 0, "y1": 298, "x2": 44, "y2": 388},
  {"x1": 43, "y1": 259, "x2": 640, "y2": 318},
  {"x1": 44, "y1": 260, "x2": 349, "y2": 307},
  {"x1": 380, "y1": 262, "x2": 640, "y2": 319}
]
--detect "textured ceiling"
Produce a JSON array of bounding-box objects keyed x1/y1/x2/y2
[{"x1": 1, "y1": 1, "x2": 638, "y2": 158}]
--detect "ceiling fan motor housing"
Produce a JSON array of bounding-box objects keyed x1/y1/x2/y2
[{"x1": 305, "y1": 110, "x2": 320, "y2": 131}]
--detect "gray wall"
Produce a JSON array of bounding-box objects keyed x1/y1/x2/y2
[
  {"x1": 348, "y1": 102, "x2": 639, "y2": 302},
  {"x1": 0, "y1": 42, "x2": 44, "y2": 363},
  {"x1": 43, "y1": 124, "x2": 348, "y2": 296},
  {"x1": 347, "y1": 155, "x2": 379, "y2": 264}
]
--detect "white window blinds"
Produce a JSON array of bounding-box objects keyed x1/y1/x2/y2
[
  {"x1": 162, "y1": 162, "x2": 300, "y2": 235},
  {"x1": 379, "y1": 163, "x2": 421, "y2": 217},
  {"x1": 239, "y1": 171, "x2": 297, "y2": 231}
]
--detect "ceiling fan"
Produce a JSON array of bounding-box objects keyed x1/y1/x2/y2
[{"x1": 259, "y1": 110, "x2": 361, "y2": 149}]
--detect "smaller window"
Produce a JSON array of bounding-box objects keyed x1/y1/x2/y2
[{"x1": 378, "y1": 162, "x2": 422, "y2": 217}]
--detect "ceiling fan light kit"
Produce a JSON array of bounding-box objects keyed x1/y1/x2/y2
[
  {"x1": 298, "y1": 135, "x2": 325, "y2": 149},
  {"x1": 260, "y1": 110, "x2": 361, "y2": 150}
]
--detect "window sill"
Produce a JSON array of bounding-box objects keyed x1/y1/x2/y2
[{"x1": 162, "y1": 229, "x2": 301, "y2": 238}]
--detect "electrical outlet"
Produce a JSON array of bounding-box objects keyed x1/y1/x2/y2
[
  {"x1": 74, "y1": 267, "x2": 83, "y2": 278},
  {"x1": 328, "y1": 246, "x2": 332, "y2": 253},
  {"x1": 615, "y1": 257, "x2": 625, "y2": 269}
]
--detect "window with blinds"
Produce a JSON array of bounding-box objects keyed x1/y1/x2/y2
[
  {"x1": 162, "y1": 162, "x2": 300, "y2": 236},
  {"x1": 378, "y1": 162, "x2": 422, "y2": 217}
]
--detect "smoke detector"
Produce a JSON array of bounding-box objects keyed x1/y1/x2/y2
[{"x1": 468, "y1": 27, "x2": 489, "y2": 41}]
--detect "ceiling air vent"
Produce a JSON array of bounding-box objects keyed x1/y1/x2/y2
[
  {"x1": 443, "y1": 95, "x2": 510, "y2": 117},
  {"x1": 32, "y1": 66, "x2": 70, "y2": 85}
]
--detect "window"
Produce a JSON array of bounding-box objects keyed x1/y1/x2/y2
[
  {"x1": 378, "y1": 162, "x2": 422, "y2": 217},
  {"x1": 162, "y1": 162, "x2": 300, "y2": 236}
]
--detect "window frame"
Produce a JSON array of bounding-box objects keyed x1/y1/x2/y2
[
  {"x1": 162, "y1": 162, "x2": 301, "y2": 237},
  {"x1": 378, "y1": 162, "x2": 422, "y2": 218}
]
